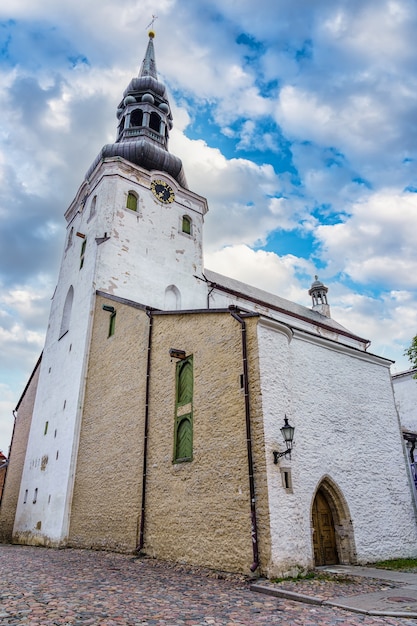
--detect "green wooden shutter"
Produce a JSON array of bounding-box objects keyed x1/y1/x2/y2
[
  {"x1": 177, "y1": 360, "x2": 193, "y2": 405},
  {"x1": 127, "y1": 192, "x2": 137, "y2": 211},
  {"x1": 174, "y1": 356, "x2": 193, "y2": 462},
  {"x1": 176, "y1": 417, "x2": 192, "y2": 459},
  {"x1": 182, "y1": 215, "x2": 191, "y2": 235}
]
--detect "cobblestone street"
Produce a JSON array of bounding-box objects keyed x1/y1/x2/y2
[{"x1": 1, "y1": 545, "x2": 416, "y2": 625}]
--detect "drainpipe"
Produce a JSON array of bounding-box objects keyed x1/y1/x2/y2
[
  {"x1": 137, "y1": 309, "x2": 153, "y2": 552},
  {"x1": 230, "y1": 306, "x2": 259, "y2": 573}
]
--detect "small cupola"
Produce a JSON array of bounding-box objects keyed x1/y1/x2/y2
[{"x1": 309, "y1": 276, "x2": 331, "y2": 318}]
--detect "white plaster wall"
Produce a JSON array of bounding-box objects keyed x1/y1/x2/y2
[
  {"x1": 91, "y1": 160, "x2": 208, "y2": 310},
  {"x1": 257, "y1": 320, "x2": 417, "y2": 576},
  {"x1": 392, "y1": 371, "x2": 417, "y2": 433},
  {"x1": 13, "y1": 203, "x2": 98, "y2": 544}
]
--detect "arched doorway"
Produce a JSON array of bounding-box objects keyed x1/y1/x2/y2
[
  {"x1": 312, "y1": 488, "x2": 338, "y2": 565},
  {"x1": 311, "y1": 476, "x2": 357, "y2": 566}
]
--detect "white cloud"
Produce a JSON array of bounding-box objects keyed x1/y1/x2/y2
[
  {"x1": 171, "y1": 130, "x2": 288, "y2": 249},
  {"x1": 316, "y1": 190, "x2": 417, "y2": 288},
  {"x1": 205, "y1": 244, "x2": 313, "y2": 303}
]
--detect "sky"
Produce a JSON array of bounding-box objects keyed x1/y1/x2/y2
[{"x1": 1, "y1": 0, "x2": 417, "y2": 453}]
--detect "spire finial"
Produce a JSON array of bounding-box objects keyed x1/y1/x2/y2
[
  {"x1": 139, "y1": 24, "x2": 158, "y2": 79},
  {"x1": 146, "y1": 14, "x2": 158, "y2": 34}
]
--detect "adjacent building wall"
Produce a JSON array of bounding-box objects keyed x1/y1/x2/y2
[
  {"x1": 0, "y1": 357, "x2": 41, "y2": 542},
  {"x1": 392, "y1": 369, "x2": 417, "y2": 434},
  {"x1": 258, "y1": 320, "x2": 417, "y2": 577}
]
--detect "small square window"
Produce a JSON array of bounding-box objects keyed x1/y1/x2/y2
[{"x1": 280, "y1": 468, "x2": 293, "y2": 493}]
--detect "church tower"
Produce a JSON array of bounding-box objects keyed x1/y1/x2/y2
[{"x1": 12, "y1": 32, "x2": 208, "y2": 545}]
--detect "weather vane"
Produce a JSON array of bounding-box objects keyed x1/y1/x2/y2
[{"x1": 146, "y1": 14, "x2": 158, "y2": 30}]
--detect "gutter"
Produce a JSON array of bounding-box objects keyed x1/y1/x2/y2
[
  {"x1": 229, "y1": 305, "x2": 259, "y2": 573},
  {"x1": 205, "y1": 276, "x2": 369, "y2": 345},
  {"x1": 137, "y1": 308, "x2": 153, "y2": 552}
]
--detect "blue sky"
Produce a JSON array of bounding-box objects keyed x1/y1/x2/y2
[{"x1": 1, "y1": 0, "x2": 417, "y2": 451}]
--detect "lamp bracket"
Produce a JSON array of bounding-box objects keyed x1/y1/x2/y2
[{"x1": 273, "y1": 449, "x2": 292, "y2": 464}]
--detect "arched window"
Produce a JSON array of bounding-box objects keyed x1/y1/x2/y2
[
  {"x1": 174, "y1": 355, "x2": 193, "y2": 462},
  {"x1": 118, "y1": 117, "x2": 125, "y2": 138},
  {"x1": 164, "y1": 285, "x2": 181, "y2": 310},
  {"x1": 130, "y1": 109, "x2": 143, "y2": 127},
  {"x1": 126, "y1": 191, "x2": 138, "y2": 212},
  {"x1": 59, "y1": 286, "x2": 74, "y2": 339},
  {"x1": 88, "y1": 195, "x2": 97, "y2": 220},
  {"x1": 182, "y1": 215, "x2": 192, "y2": 235},
  {"x1": 149, "y1": 112, "x2": 161, "y2": 132}
]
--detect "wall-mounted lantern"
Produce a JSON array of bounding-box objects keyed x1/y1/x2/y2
[
  {"x1": 273, "y1": 416, "x2": 295, "y2": 463},
  {"x1": 169, "y1": 348, "x2": 187, "y2": 360}
]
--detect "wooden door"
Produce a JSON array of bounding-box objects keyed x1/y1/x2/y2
[{"x1": 312, "y1": 489, "x2": 338, "y2": 566}]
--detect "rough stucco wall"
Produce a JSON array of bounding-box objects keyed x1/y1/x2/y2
[
  {"x1": 393, "y1": 371, "x2": 417, "y2": 433},
  {"x1": 0, "y1": 358, "x2": 41, "y2": 542},
  {"x1": 143, "y1": 312, "x2": 271, "y2": 574},
  {"x1": 69, "y1": 304, "x2": 271, "y2": 574},
  {"x1": 258, "y1": 322, "x2": 417, "y2": 577},
  {"x1": 68, "y1": 296, "x2": 149, "y2": 552}
]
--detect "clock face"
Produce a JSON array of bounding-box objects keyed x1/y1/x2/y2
[{"x1": 151, "y1": 179, "x2": 175, "y2": 204}]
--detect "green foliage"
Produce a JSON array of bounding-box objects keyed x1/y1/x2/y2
[
  {"x1": 404, "y1": 335, "x2": 417, "y2": 378},
  {"x1": 371, "y1": 557, "x2": 417, "y2": 570},
  {"x1": 270, "y1": 571, "x2": 353, "y2": 583}
]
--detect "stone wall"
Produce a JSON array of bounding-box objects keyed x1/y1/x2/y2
[
  {"x1": 144, "y1": 311, "x2": 271, "y2": 573},
  {"x1": 0, "y1": 357, "x2": 41, "y2": 542},
  {"x1": 68, "y1": 296, "x2": 148, "y2": 552},
  {"x1": 69, "y1": 297, "x2": 272, "y2": 574}
]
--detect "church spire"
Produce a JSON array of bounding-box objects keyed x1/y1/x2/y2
[
  {"x1": 85, "y1": 31, "x2": 187, "y2": 188},
  {"x1": 139, "y1": 30, "x2": 158, "y2": 79}
]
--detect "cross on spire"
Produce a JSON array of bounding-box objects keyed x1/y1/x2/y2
[{"x1": 146, "y1": 14, "x2": 158, "y2": 30}]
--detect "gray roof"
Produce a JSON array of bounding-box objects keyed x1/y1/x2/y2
[{"x1": 204, "y1": 268, "x2": 369, "y2": 343}]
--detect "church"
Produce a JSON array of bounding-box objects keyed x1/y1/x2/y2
[{"x1": 1, "y1": 32, "x2": 416, "y2": 578}]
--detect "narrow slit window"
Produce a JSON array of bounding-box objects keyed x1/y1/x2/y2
[
  {"x1": 33, "y1": 488, "x2": 38, "y2": 504},
  {"x1": 79, "y1": 238, "x2": 87, "y2": 269},
  {"x1": 66, "y1": 227, "x2": 74, "y2": 250},
  {"x1": 280, "y1": 468, "x2": 293, "y2": 493},
  {"x1": 44, "y1": 421, "x2": 48, "y2": 435},
  {"x1": 88, "y1": 195, "x2": 97, "y2": 220},
  {"x1": 59, "y1": 286, "x2": 74, "y2": 339},
  {"x1": 108, "y1": 311, "x2": 116, "y2": 337}
]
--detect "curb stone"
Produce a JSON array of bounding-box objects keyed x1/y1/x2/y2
[{"x1": 251, "y1": 583, "x2": 417, "y2": 618}]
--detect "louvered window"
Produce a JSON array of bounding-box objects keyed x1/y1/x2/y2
[{"x1": 174, "y1": 356, "x2": 193, "y2": 462}]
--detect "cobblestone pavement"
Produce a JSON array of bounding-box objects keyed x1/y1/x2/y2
[{"x1": 1, "y1": 545, "x2": 416, "y2": 626}]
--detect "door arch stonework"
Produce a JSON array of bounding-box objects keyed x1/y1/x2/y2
[{"x1": 311, "y1": 476, "x2": 357, "y2": 566}]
